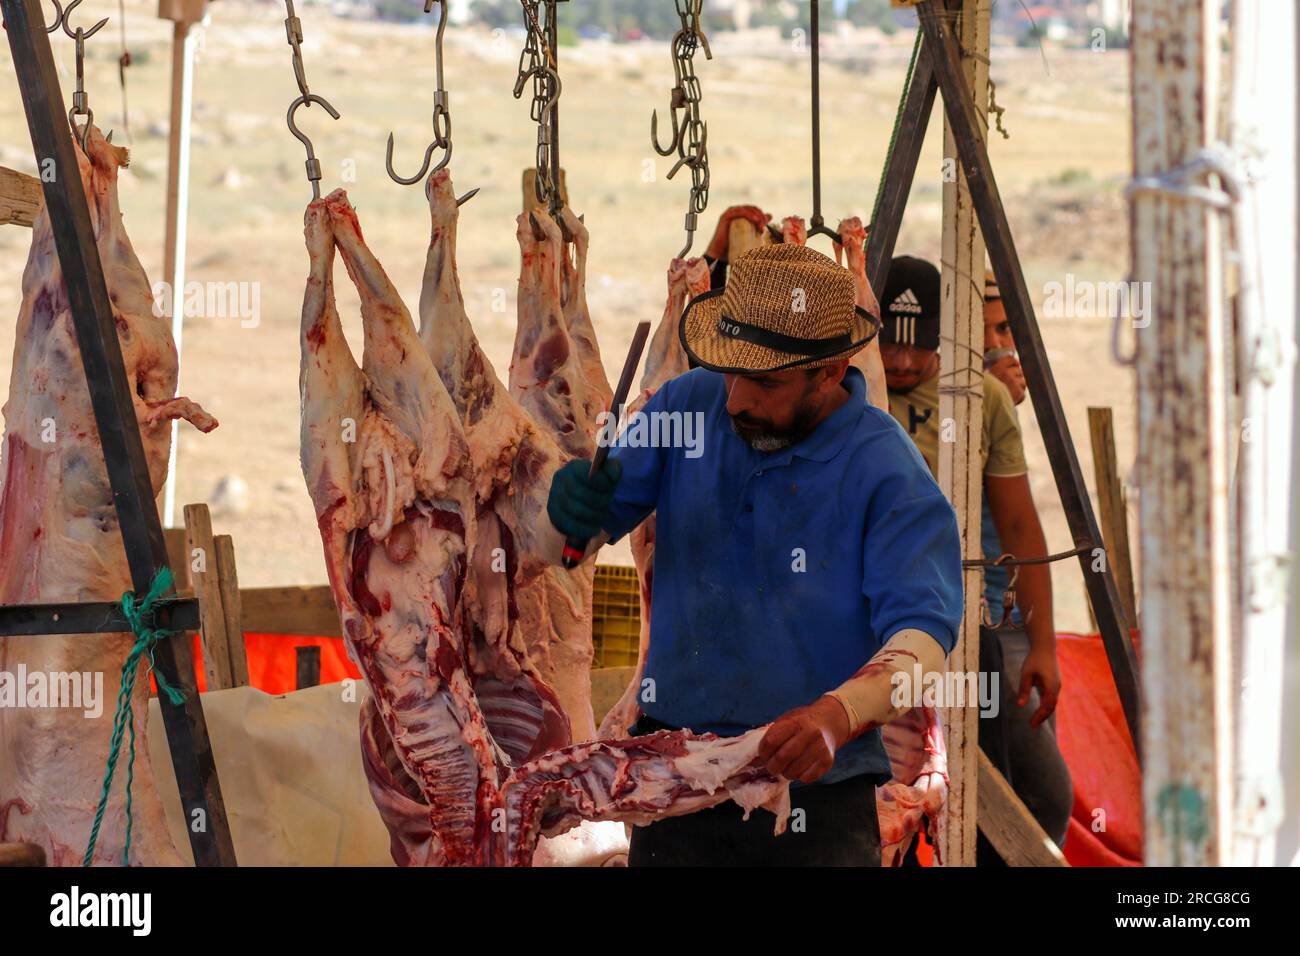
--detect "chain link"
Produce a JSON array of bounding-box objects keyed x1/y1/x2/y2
[
  {"x1": 652, "y1": 0, "x2": 711, "y2": 256},
  {"x1": 514, "y1": 1, "x2": 561, "y2": 211}
]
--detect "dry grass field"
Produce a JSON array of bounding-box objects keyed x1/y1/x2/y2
[{"x1": 0, "y1": 0, "x2": 1136, "y2": 632}]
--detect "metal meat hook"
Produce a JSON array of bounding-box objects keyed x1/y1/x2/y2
[
  {"x1": 287, "y1": 93, "x2": 341, "y2": 201},
  {"x1": 59, "y1": 0, "x2": 107, "y2": 39},
  {"x1": 387, "y1": 0, "x2": 460, "y2": 186},
  {"x1": 44, "y1": 0, "x2": 64, "y2": 32}
]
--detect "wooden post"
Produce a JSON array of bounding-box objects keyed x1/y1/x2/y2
[
  {"x1": 214, "y1": 535, "x2": 249, "y2": 688},
  {"x1": 184, "y1": 504, "x2": 235, "y2": 691},
  {"x1": 1227, "y1": 0, "x2": 1296, "y2": 866},
  {"x1": 1087, "y1": 407, "x2": 1138, "y2": 630},
  {"x1": 1130, "y1": 0, "x2": 1232, "y2": 866},
  {"x1": 977, "y1": 752, "x2": 1068, "y2": 866},
  {"x1": 934, "y1": 0, "x2": 989, "y2": 868},
  {"x1": 159, "y1": 0, "x2": 207, "y2": 528},
  {"x1": 296, "y1": 646, "x2": 321, "y2": 690}
]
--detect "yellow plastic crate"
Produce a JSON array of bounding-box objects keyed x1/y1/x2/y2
[{"x1": 592, "y1": 564, "x2": 642, "y2": 668}]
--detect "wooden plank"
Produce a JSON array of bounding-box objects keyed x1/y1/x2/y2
[
  {"x1": 1087, "y1": 408, "x2": 1138, "y2": 630},
  {"x1": 976, "y1": 751, "x2": 1069, "y2": 866},
  {"x1": 183, "y1": 504, "x2": 235, "y2": 691},
  {"x1": 240, "y1": 585, "x2": 341, "y2": 637},
  {"x1": 164, "y1": 527, "x2": 190, "y2": 588},
  {"x1": 295, "y1": 646, "x2": 321, "y2": 690},
  {"x1": 1130, "y1": 0, "x2": 1231, "y2": 867},
  {"x1": 917, "y1": 0, "x2": 1142, "y2": 752},
  {"x1": 214, "y1": 535, "x2": 249, "y2": 688},
  {"x1": 933, "y1": 0, "x2": 988, "y2": 870},
  {"x1": 0, "y1": 164, "x2": 43, "y2": 227},
  {"x1": 2, "y1": 0, "x2": 235, "y2": 867},
  {"x1": 0, "y1": 842, "x2": 45, "y2": 866}
]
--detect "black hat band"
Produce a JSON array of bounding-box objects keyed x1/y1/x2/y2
[{"x1": 717, "y1": 312, "x2": 853, "y2": 357}]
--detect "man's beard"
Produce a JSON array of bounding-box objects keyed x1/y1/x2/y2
[{"x1": 729, "y1": 399, "x2": 821, "y2": 451}]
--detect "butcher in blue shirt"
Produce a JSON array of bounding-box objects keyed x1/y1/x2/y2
[{"x1": 546, "y1": 243, "x2": 963, "y2": 866}]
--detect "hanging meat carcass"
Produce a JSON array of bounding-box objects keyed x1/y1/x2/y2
[
  {"x1": 418, "y1": 171, "x2": 599, "y2": 748},
  {"x1": 834, "y1": 216, "x2": 888, "y2": 410},
  {"x1": 299, "y1": 187, "x2": 790, "y2": 866},
  {"x1": 0, "y1": 126, "x2": 217, "y2": 866}
]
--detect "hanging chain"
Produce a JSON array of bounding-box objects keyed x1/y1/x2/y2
[
  {"x1": 282, "y1": 0, "x2": 340, "y2": 200},
  {"x1": 514, "y1": 1, "x2": 562, "y2": 212},
  {"x1": 654, "y1": 0, "x2": 710, "y2": 258}
]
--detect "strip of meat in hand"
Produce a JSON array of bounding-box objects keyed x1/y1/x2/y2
[{"x1": 0, "y1": 125, "x2": 215, "y2": 866}]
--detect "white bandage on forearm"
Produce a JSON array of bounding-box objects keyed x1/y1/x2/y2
[{"x1": 824, "y1": 628, "x2": 948, "y2": 736}]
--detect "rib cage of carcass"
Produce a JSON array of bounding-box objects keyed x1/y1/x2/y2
[
  {"x1": 0, "y1": 126, "x2": 216, "y2": 866},
  {"x1": 298, "y1": 171, "x2": 790, "y2": 866}
]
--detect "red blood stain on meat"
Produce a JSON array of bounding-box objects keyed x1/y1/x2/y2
[
  {"x1": 350, "y1": 532, "x2": 383, "y2": 617},
  {"x1": 433, "y1": 641, "x2": 463, "y2": 682},
  {"x1": 533, "y1": 331, "x2": 569, "y2": 381},
  {"x1": 305, "y1": 319, "x2": 327, "y2": 352}
]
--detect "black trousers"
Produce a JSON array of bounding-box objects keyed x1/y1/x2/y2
[{"x1": 627, "y1": 717, "x2": 882, "y2": 866}]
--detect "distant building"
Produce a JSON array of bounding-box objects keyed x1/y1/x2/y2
[{"x1": 1088, "y1": 0, "x2": 1131, "y2": 33}]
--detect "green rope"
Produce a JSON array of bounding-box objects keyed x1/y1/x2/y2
[
  {"x1": 83, "y1": 567, "x2": 186, "y2": 867},
  {"x1": 870, "y1": 26, "x2": 924, "y2": 233}
]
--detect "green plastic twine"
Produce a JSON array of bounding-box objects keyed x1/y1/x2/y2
[
  {"x1": 870, "y1": 26, "x2": 924, "y2": 233},
  {"x1": 83, "y1": 567, "x2": 187, "y2": 867}
]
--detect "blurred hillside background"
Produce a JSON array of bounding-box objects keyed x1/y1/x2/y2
[{"x1": 0, "y1": 0, "x2": 1136, "y2": 631}]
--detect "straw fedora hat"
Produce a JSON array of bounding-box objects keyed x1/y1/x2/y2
[{"x1": 679, "y1": 243, "x2": 880, "y2": 374}]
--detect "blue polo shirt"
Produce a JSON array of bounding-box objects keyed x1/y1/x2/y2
[{"x1": 603, "y1": 366, "x2": 963, "y2": 785}]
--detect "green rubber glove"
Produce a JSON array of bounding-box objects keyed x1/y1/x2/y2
[{"x1": 546, "y1": 458, "x2": 624, "y2": 541}]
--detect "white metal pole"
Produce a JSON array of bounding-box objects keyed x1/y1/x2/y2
[
  {"x1": 161, "y1": 15, "x2": 200, "y2": 528},
  {"x1": 1228, "y1": 0, "x2": 1297, "y2": 867}
]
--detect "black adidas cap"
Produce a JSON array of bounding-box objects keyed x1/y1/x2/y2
[{"x1": 879, "y1": 255, "x2": 941, "y2": 352}]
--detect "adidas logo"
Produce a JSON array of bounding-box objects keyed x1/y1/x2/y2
[{"x1": 890, "y1": 288, "x2": 923, "y2": 315}]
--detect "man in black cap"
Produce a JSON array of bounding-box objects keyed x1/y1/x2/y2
[
  {"x1": 545, "y1": 244, "x2": 964, "y2": 865},
  {"x1": 878, "y1": 255, "x2": 1072, "y2": 858}
]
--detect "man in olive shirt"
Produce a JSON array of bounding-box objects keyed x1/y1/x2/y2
[{"x1": 878, "y1": 256, "x2": 1072, "y2": 853}]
